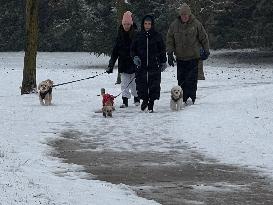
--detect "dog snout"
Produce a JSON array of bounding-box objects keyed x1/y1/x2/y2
[{"x1": 40, "y1": 85, "x2": 47, "y2": 91}]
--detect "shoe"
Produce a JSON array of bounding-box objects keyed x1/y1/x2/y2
[
  {"x1": 120, "y1": 104, "x2": 127, "y2": 108},
  {"x1": 120, "y1": 97, "x2": 128, "y2": 108},
  {"x1": 148, "y1": 100, "x2": 154, "y2": 111},
  {"x1": 135, "y1": 102, "x2": 140, "y2": 106},
  {"x1": 141, "y1": 100, "x2": 148, "y2": 111},
  {"x1": 191, "y1": 96, "x2": 196, "y2": 104},
  {"x1": 148, "y1": 109, "x2": 154, "y2": 113},
  {"x1": 134, "y1": 96, "x2": 140, "y2": 106}
]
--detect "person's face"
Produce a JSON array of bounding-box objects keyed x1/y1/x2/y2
[
  {"x1": 180, "y1": 14, "x2": 190, "y2": 23},
  {"x1": 144, "y1": 20, "x2": 152, "y2": 31},
  {"x1": 122, "y1": 23, "x2": 131, "y2": 32}
]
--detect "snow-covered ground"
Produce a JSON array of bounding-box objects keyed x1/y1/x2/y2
[{"x1": 1, "y1": 51, "x2": 273, "y2": 204}]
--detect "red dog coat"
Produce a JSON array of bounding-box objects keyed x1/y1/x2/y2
[{"x1": 102, "y1": 93, "x2": 115, "y2": 106}]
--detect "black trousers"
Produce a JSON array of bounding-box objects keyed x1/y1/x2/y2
[
  {"x1": 135, "y1": 67, "x2": 161, "y2": 101},
  {"x1": 177, "y1": 59, "x2": 198, "y2": 102}
]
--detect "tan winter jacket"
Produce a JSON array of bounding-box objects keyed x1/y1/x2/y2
[{"x1": 166, "y1": 15, "x2": 209, "y2": 61}]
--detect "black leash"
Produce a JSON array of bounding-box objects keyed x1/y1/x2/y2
[{"x1": 52, "y1": 71, "x2": 106, "y2": 87}]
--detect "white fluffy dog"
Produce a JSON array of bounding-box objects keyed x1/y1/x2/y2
[
  {"x1": 38, "y1": 79, "x2": 53, "y2": 106},
  {"x1": 170, "y1": 85, "x2": 183, "y2": 111}
]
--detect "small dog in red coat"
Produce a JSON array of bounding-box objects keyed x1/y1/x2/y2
[{"x1": 101, "y1": 88, "x2": 115, "y2": 117}]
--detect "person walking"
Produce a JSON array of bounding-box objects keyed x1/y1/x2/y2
[
  {"x1": 131, "y1": 14, "x2": 167, "y2": 113},
  {"x1": 166, "y1": 3, "x2": 210, "y2": 104},
  {"x1": 106, "y1": 11, "x2": 140, "y2": 108}
]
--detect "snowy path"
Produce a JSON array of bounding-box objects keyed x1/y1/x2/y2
[{"x1": 1, "y1": 51, "x2": 273, "y2": 204}]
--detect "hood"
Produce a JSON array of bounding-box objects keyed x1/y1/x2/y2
[
  {"x1": 177, "y1": 14, "x2": 195, "y2": 24},
  {"x1": 141, "y1": 14, "x2": 155, "y2": 31}
]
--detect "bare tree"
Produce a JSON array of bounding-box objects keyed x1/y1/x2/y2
[{"x1": 21, "y1": 0, "x2": 39, "y2": 95}]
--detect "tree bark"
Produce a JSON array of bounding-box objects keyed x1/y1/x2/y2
[{"x1": 21, "y1": 0, "x2": 39, "y2": 95}]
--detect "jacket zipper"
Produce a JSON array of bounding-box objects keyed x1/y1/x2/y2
[
  {"x1": 146, "y1": 33, "x2": 149, "y2": 94},
  {"x1": 146, "y1": 34, "x2": 149, "y2": 67}
]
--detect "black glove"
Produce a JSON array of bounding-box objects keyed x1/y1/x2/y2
[
  {"x1": 167, "y1": 53, "x2": 175, "y2": 67},
  {"x1": 200, "y1": 48, "x2": 210, "y2": 60},
  {"x1": 159, "y1": 63, "x2": 167, "y2": 72},
  {"x1": 105, "y1": 66, "x2": 113, "y2": 74}
]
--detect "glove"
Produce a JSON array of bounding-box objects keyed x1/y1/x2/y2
[
  {"x1": 159, "y1": 63, "x2": 167, "y2": 72},
  {"x1": 167, "y1": 53, "x2": 175, "y2": 67},
  {"x1": 133, "y1": 56, "x2": 141, "y2": 67},
  {"x1": 200, "y1": 48, "x2": 210, "y2": 60},
  {"x1": 105, "y1": 66, "x2": 113, "y2": 74}
]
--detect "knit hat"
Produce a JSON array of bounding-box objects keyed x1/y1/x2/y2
[
  {"x1": 179, "y1": 3, "x2": 191, "y2": 15},
  {"x1": 122, "y1": 11, "x2": 133, "y2": 25}
]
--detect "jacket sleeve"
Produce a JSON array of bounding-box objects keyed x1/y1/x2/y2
[
  {"x1": 130, "y1": 35, "x2": 138, "y2": 58},
  {"x1": 108, "y1": 37, "x2": 119, "y2": 67},
  {"x1": 166, "y1": 23, "x2": 175, "y2": 54},
  {"x1": 197, "y1": 22, "x2": 210, "y2": 53}
]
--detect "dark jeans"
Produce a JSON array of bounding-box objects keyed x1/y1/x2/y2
[{"x1": 177, "y1": 59, "x2": 198, "y2": 102}]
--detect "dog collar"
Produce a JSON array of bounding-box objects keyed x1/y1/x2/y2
[
  {"x1": 40, "y1": 88, "x2": 52, "y2": 99},
  {"x1": 171, "y1": 96, "x2": 181, "y2": 102}
]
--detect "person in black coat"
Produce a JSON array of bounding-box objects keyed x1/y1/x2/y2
[
  {"x1": 106, "y1": 11, "x2": 140, "y2": 108},
  {"x1": 131, "y1": 15, "x2": 167, "y2": 113}
]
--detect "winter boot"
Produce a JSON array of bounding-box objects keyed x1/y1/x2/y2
[
  {"x1": 148, "y1": 100, "x2": 154, "y2": 113},
  {"x1": 141, "y1": 99, "x2": 148, "y2": 111},
  {"x1": 120, "y1": 97, "x2": 128, "y2": 108},
  {"x1": 190, "y1": 94, "x2": 196, "y2": 104},
  {"x1": 134, "y1": 96, "x2": 140, "y2": 106}
]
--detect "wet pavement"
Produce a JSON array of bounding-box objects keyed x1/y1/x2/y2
[{"x1": 48, "y1": 130, "x2": 273, "y2": 205}]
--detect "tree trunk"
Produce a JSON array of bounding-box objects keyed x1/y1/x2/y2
[
  {"x1": 21, "y1": 0, "x2": 39, "y2": 95},
  {"x1": 115, "y1": 0, "x2": 126, "y2": 85}
]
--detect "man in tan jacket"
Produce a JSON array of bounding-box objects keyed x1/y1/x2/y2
[{"x1": 166, "y1": 3, "x2": 210, "y2": 104}]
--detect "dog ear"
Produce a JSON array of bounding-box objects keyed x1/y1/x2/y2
[
  {"x1": 47, "y1": 80, "x2": 53, "y2": 86},
  {"x1": 171, "y1": 88, "x2": 174, "y2": 95},
  {"x1": 179, "y1": 90, "x2": 183, "y2": 98}
]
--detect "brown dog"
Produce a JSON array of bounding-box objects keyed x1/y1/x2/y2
[
  {"x1": 38, "y1": 79, "x2": 53, "y2": 106},
  {"x1": 102, "y1": 100, "x2": 114, "y2": 117}
]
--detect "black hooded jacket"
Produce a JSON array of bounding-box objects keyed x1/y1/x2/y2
[
  {"x1": 109, "y1": 24, "x2": 138, "y2": 74},
  {"x1": 131, "y1": 15, "x2": 166, "y2": 101},
  {"x1": 131, "y1": 15, "x2": 166, "y2": 69}
]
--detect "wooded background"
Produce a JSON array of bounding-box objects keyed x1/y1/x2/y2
[{"x1": 1, "y1": 0, "x2": 272, "y2": 55}]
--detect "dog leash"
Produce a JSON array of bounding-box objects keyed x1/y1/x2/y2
[{"x1": 52, "y1": 71, "x2": 107, "y2": 87}]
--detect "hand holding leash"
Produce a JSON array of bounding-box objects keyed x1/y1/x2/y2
[
  {"x1": 200, "y1": 48, "x2": 210, "y2": 60},
  {"x1": 105, "y1": 66, "x2": 113, "y2": 74}
]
